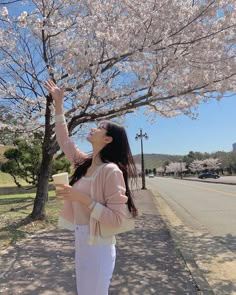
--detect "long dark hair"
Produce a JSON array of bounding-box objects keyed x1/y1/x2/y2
[{"x1": 70, "y1": 120, "x2": 138, "y2": 217}]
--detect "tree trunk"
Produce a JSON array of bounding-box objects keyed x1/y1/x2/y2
[
  {"x1": 30, "y1": 150, "x2": 53, "y2": 220},
  {"x1": 30, "y1": 94, "x2": 54, "y2": 221}
]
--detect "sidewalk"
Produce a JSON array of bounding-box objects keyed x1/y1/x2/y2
[{"x1": 0, "y1": 190, "x2": 200, "y2": 295}]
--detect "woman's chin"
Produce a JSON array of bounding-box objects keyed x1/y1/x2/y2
[{"x1": 87, "y1": 135, "x2": 92, "y2": 142}]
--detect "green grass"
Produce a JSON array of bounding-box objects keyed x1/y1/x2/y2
[
  {"x1": 0, "y1": 171, "x2": 28, "y2": 187},
  {"x1": 0, "y1": 190, "x2": 63, "y2": 250}
]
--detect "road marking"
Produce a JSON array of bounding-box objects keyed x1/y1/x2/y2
[{"x1": 184, "y1": 183, "x2": 236, "y2": 197}]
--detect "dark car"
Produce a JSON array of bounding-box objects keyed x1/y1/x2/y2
[{"x1": 198, "y1": 172, "x2": 220, "y2": 179}]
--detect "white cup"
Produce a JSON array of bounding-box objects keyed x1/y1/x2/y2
[{"x1": 52, "y1": 172, "x2": 69, "y2": 189}]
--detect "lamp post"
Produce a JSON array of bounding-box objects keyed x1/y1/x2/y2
[{"x1": 135, "y1": 129, "x2": 148, "y2": 190}]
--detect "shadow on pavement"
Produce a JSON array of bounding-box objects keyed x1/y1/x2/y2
[
  {"x1": 110, "y1": 213, "x2": 199, "y2": 295},
  {"x1": 0, "y1": 190, "x2": 200, "y2": 295},
  {"x1": 170, "y1": 223, "x2": 236, "y2": 295},
  {"x1": 0, "y1": 230, "x2": 76, "y2": 295}
]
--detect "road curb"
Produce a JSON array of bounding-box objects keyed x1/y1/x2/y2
[
  {"x1": 170, "y1": 230, "x2": 215, "y2": 295},
  {"x1": 151, "y1": 191, "x2": 215, "y2": 295},
  {"x1": 180, "y1": 178, "x2": 236, "y2": 186}
]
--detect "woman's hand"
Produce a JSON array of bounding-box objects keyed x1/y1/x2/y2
[
  {"x1": 55, "y1": 184, "x2": 92, "y2": 207},
  {"x1": 55, "y1": 184, "x2": 78, "y2": 202},
  {"x1": 44, "y1": 80, "x2": 65, "y2": 105}
]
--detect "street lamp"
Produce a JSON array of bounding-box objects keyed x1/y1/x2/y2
[{"x1": 135, "y1": 129, "x2": 148, "y2": 190}]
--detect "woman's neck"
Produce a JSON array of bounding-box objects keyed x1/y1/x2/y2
[
  {"x1": 91, "y1": 145, "x2": 105, "y2": 167},
  {"x1": 91, "y1": 153, "x2": 103, "y2": 167},
  {"x1": 91, "y1": 159, "x2": 103, "y2": 167}
]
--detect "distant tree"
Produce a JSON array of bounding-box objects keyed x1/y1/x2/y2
[
  {"x1": 0, "y1": 107, "x2": 21, "y2": 145},
  {"x1": 162, "y1": 160, "x2": 170, "y2": 172},
  {"x1": 166, "y1": 162, "x2": 187, "y2": 176},
  {"x1": 204, "y1": 158, "x2": 221, "y2": 171},
  {"x1": 183, "y1": 153, "x2": 194, "y2": 168},
  {"x1": 156, "y1": 166, "x2": 165, "y2": 176},
  {"x1": 189, "y1": 158, "x2": 221, "y2": 173},
  {"x1": 189, "y1": 159, "x2": 204, "y2": 173},
  {"x1": 185, "y1": 151, "x2": 196, "y2": 161},
  {"x1": 222, "y1": 153, "x2": 236, "y2": 175},
  {"x1": 163, "y1": 160, "x2": 170, "y2": 166}
]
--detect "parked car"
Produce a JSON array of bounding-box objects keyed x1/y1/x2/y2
[
  {"x1": 198, "y1": 172, "x2": 220, "y2": 179},
  {"x1": 148, "y1": 173, "x2": 155, "y2": 178}
]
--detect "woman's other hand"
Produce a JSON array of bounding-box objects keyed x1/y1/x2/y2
[
  {"x1": 55, "y1": 184, "x2": 77, "y2": 202},
  {"x1": 55, "y1": 184, "x2": 92, "y2": 207}
]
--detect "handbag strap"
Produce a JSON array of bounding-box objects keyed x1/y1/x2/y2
[{"x1": 90, "y1": 163, "x2": 107, "y2": 200}]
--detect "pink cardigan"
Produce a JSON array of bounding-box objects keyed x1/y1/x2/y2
[{"x1": 55, "y1": 116, "x2": 128, "y2": 245}]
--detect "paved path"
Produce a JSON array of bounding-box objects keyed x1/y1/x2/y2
[{"x1": 0, "y1": 190, "x2": 199, "y2": 295}]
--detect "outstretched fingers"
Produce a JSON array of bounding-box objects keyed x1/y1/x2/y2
[
  {"x1": 45, "y1": 80, "x2": 56, "y2": 87},
  {"x1": 44, "y1": 80, "x2": 56, "y2": 91},
  {"x1": 44, "y1": 80, "x2": 65, "y2": 93}
]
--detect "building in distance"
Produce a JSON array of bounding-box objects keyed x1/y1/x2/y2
[{"x1": 233, "y1": 143, "x2": 236, "y2": 153}]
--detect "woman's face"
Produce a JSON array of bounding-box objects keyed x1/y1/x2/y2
[{"x1": 87, "y1": 122, "x2": 111, "y2": 146}]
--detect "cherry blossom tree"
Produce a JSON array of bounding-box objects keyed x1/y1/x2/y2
[
  {"x1": 1, "y1": 0, "x2": 236, "y2": 221},
  {"x1": 189, "y1": 159, "x2": 205, "y2": 172},
  {"x1": 166, "y1": 162, "x2": 187, "y2": 175},
  {"x1": 204, "y1": 158, "x2": 222, "y2": 170},
  {"x1": 156, "y1": 166, "x2": 166, "y2": 176},
  {"x1": 189, "y1": 158, "x2": 221, "y2": 172}
]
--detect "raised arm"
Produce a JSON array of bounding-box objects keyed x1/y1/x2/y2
[{"x1": 44, "y1": 80, "x2": 87, "y2": 165}]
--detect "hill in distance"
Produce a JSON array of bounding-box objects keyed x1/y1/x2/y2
[{"x1": 133, "y1": 153, "x2": 183, "y2": 169}]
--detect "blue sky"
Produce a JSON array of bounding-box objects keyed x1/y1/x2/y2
[
  {"x1": 78, "y1": 94, "x2": 236, "y2": 156},
  {"x1": 126, "y1": 95, "x2": 236, "y2": 155}
]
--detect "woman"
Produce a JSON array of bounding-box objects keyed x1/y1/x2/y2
[{"x1": 44, "y1": 80, "x2": 138, "y2": 295}]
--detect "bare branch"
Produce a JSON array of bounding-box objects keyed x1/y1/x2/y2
[{"x1": 0, "y1": 0, "x2": 21, "y2": 4}]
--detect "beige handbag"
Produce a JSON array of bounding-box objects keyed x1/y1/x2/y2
[
  {"x1": 90, "y1": 164, "x2": 135, "y2": 237},
  {"x1": 99, "y1": 205, "x2": 135, "y2": 237}
]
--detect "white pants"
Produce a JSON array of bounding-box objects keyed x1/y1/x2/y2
[{"x1": 74, "y1": 225, "x2": 116, "y2": 295}]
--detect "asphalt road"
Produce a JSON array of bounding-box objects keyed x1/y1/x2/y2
[{"x1": 146, "y1": 176, "x2": 236, "y2": 252}]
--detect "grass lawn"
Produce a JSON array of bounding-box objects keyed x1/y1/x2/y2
[
  {"x1": 0, "y1": 171, "x2": 28, "y2": 187},
  {"x1": 0, "y1": 190, "x2": 63, "y2": 250}
]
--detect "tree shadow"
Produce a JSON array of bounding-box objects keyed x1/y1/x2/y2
[
  {"x1": 215, "y1": 234, "x2": 236, "y2": 252},
  {"x1": 1, "y1": 203, "x2": 34, "y2": 215},
  {"x1": 0, "y1": 190, "x2": 202, "y2": 295},
  {"x1": 0, "y1": 229, "x2": 76, "y2": 295},
  {"x1": 0, "y1": 215, "x2": 36, "y2": 246},
  {"x1": 0, "y1": 196, "x2": 34, "y2": 205},
  {"x1": 0, "y1": 215, "x2": 198, "y2": 295},
  {"x1": 110, "y1": 213, "x2": 199, "y2": 295},
  {"x1": 0, "y1": 196, "x2": 34, "y2": 214},
  {"x1": 1, "y1": 215, "x2": 34, "y2": 230},
  {"x1": 167, "y1": 223, "x2": 236, "y2": 295}
]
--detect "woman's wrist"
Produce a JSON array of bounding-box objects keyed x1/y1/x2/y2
[
  {"x1": 55, "y1": 106, "x2": 64, "y2": 115},
  {"x1": 88, "y1": 200, "x2": 96, "y2": 210},
  {"x1": 55, "y1": 114, "x2": 66, "y2": 123}
]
